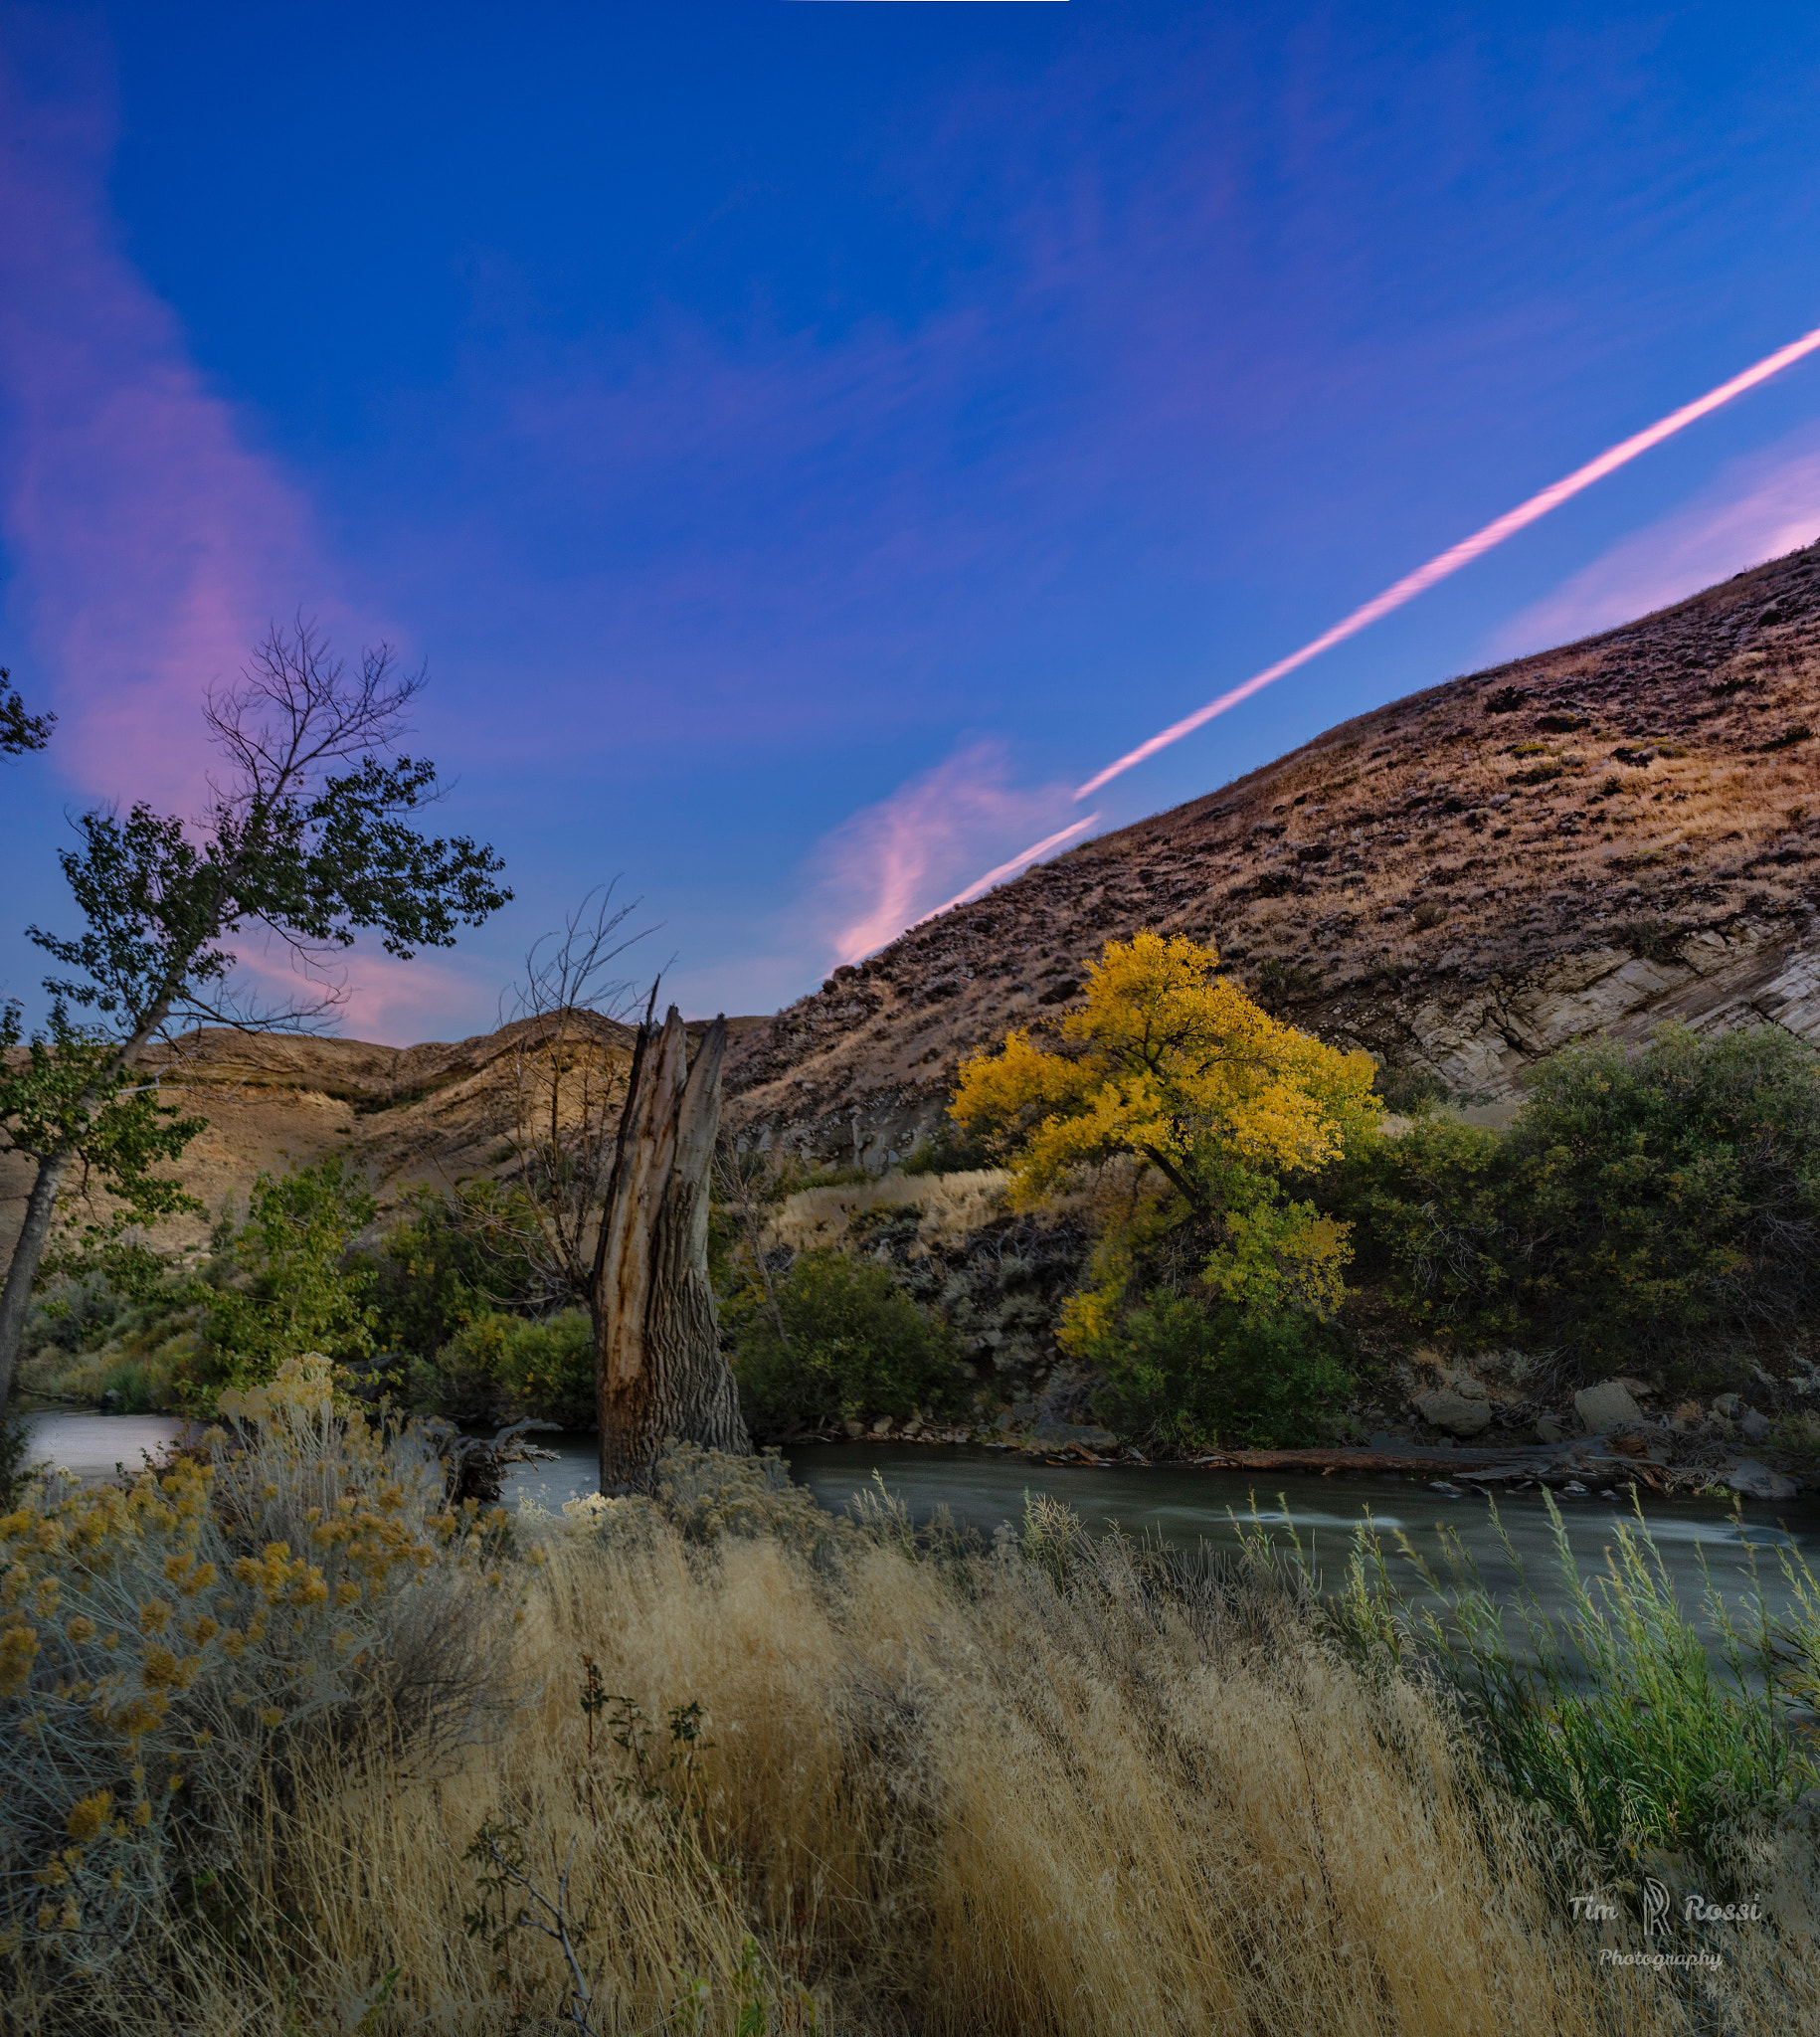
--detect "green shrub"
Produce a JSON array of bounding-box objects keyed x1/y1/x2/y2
[
  {"x1": 368, "y1": 1179, "x2": 543, "y2": 1363},
  {"x1": 90, "y1": 1355, "x2": 178, "y2": 1414},
  {"x1": 1081, "y1": 1291, "x2": 1351, "y2": 1451},
  {"x1": 1504, "y1": 1022, "x2": 1820, "y2": 1365},
  {"x1": 425, "y1": 1309, "x2": 595, "y2": 1427},
  {"x1": 1370, "y1": 1062, "x2": 1449, "y2": 1115},
  {"x1": 492, "y1": 1312, "x2": 594, "y2": 1427},
  {"x1": 1328, "y1": 1113, "x2": 1523, "y2": 1343},
  {"x1": 900, "y1": 1123, "x2": 993, "y2": 1176},
  {"x1": 1333, "y1": 1023, "x2": 1820, "y2": 1371},
  {"x1": 727, "y1": 1249, "x2": 965, "y2": 1436},
  {"x1": 200, "y1": 1156, "x2": 379, "y2": 1394},
  {"x1": 0, "y1": 1405, "x2": 40, "y2": 1510},
  {"x1": 22, "y1": 1273, "x2": 125, "y2": 1362}
]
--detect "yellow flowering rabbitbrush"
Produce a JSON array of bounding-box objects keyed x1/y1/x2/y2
[{"x1": 0, "y1": 1355, "x2": 515, "y2": 1969}]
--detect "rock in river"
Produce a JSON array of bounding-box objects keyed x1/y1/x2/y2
[{"x1": 1726, "y1": 1459, "x2": 1798, "y2": 1502}]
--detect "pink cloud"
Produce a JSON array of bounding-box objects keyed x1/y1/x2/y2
[
  {"x1": 816, "y1": 742, "x2": 1077, "y2": 965},
  {"x1": 228, "y1": 933, "x2": 498, "y2": 1048},
  {"x1": 1492, "y1": 427, "x2": 1820, "y2": 657},
  {"x1": 0, "y1": 56, "x2": 349, "y2": 811}
]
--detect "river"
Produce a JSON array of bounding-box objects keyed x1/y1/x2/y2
[{"x1": 22, "y1": 1410, "x2": 1819, "y2": 1642}]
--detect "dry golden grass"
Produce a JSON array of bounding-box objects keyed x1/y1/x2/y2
[
  {"x1": 763, "y1": 1168, "x2": 1012, "y2": 1255},
  {"x1": 13, "y1": 1499, "x2": 1815, "y2": 2036}
]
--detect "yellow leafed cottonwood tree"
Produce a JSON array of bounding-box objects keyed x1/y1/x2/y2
[{"x1": 952, "y1": 933, "x2": 1379, "y2": 1427}]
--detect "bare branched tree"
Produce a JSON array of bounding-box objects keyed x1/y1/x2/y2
[
  {"x1": 713, "y1": 1141, "x2": 794, "y2": 1358},
  {"x1": 495, "y1": 887, "x2": 654, "y2": 1308}
]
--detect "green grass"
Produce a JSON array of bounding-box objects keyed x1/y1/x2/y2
[{"x1": 1315, "y1": 1493, "x2": 1820, "y2": 1885}]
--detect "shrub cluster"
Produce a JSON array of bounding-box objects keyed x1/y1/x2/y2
[
  {"x1": 414, "y1": 1308, "x2": 596, "y2": 1428},
  {"x1": 0, "y1": 1356, "x2": 515, "y2": 1969},
  {"x1": 1335, "y1": 1022, "x2": 1820, "y2": 1372},
  {"x1": 724, "y1": 1249, "x2": 966, "y2": 1437},
  {"x1": 24, "y1": 1164, "x2": 583, "y2": 1424},
  {"x1": 23, "y1": 1156, "x2": 384, "y2": 1414},
  {"x1": 1077, "y1": 1291, "x2": 1352, "y2": 1452}
]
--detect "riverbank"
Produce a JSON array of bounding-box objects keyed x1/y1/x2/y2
[
  {"x1": 7, "y1": 1407, "x2": 1817, "y2": 2034},
  {"x1": 26, "y1": 1410, "x2": 1820, "y2": 1639}
]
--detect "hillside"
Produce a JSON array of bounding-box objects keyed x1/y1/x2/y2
[
  {"x1": 5, "y1": 543, "x2": 1817, "y2": 1251},
  {"x1": 723, "y1": 539, "x2": 1820, "y2": 1162},
  {"x1": 0, "y1": 1015, "x2": 637, "y2": 1266}
]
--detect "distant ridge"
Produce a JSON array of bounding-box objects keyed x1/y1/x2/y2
[{"x1": 725, "y1": 541, "x2": 1820, "y2": 1162}]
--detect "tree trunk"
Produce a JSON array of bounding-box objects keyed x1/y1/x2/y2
[
  {"x1": 594, "y1": 1009, "x2": 750, "y2": 1493},
  {"x1": 0, "y1": 1001, "x2": 173, "y2": 1411},
  {"x1": 0, "y1": 1147, "x2": 74, "y2": 1410}
]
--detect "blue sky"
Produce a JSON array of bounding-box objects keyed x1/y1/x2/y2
[{"x1": 3, "y1": 0, "x2": 1819, "y2": 1039}]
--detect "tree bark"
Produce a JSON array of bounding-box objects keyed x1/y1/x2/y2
[
  {"x1": 0, "y1": 1147, "x2": 74, "y2": 1409},
  {"x1": 594, "y1": 1009, "x2": 750, "y2": 1493}
]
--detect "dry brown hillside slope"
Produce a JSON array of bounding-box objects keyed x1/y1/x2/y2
[
  {"x1": 0, "y1": 1015, "x2": 637, "y2": 1265},
  {"x1": 725, "y1": 539, "x2": 1820, "y2": 1163}
]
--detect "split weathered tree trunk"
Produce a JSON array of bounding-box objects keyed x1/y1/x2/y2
[{"x1": 593, "y1": 1007, "x2": 750, "y2": 1493}]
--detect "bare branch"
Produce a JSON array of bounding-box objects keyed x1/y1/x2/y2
[
  {"x1": 501, "y1": 885, "x2": 658, "y2": 1032},
  {"x1": 201, "y1": 615, "x2": 425, "y2": 815},
  {"x1": 491, "y1": 886, "x2": 658, "y2": 1316}
]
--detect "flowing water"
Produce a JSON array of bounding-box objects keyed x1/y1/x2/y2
[{"x1": 25, "y1": 1411, "x2": 1820, "y2": 1641}]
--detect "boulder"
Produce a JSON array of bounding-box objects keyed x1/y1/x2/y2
[
  {"x1": 1024, "y1": 1419, "x2": 1120, "y2": 1455},
  {"x1": 1712, "y1": 1392, "x2": 1744, "y2": 1419},
  {"x1": 1735, "y1": 1406, "x2": 1773, "y2": 1444},
  {"x1": 1446, "y1": 1374, "x2": 1489, "y2": 1401},
  {"x1": 1413, "y1": 1388, "x2": 1492, "y2": 1438},
  {"x1": 1726, "y1": 1460, "x2": 1798, "y2": 1502},
  {"x1": 1573, "y1": 1381, "x2": 1643, "y2": 1433}
]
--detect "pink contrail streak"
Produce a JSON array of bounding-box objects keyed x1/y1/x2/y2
[
  {"x1": 919, "y1": 816, "x2": 1101, "y2": 923},
  {"x1": 1075, "y1": 320, "x2": 1820, "y2": 799}
]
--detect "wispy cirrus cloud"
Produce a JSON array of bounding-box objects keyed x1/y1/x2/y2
[
  {"x1": 0, "y1": 51, "x2": 469, "y2": 1044},
  {"x1": 0, "y1": 52, "x2": 350, "y2": 811},
  {"x1": 817, "y1": 742, "x2": 1078, "y2": 966},
  {"x1": 1491, "y1": 427, "x2": 1820, "y2": 658}
]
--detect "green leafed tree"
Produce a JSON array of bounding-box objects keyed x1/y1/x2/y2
[
  {"x1": 0, "y1": 1002, "x2": 208, "y2": 1298},
  {"x1": 0, "y1": 666, "x2": 55, "y2": 756},
  {"x1": 202, "y1": 1155, "x2": 380, "y2": 1392},
  {"x1": 0, "y1": 622, "x2": 510, "y2": 1408}
]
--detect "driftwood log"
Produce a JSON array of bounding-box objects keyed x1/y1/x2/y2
[
  {"x1": 1187, "y1": 1449, "x2": 1517, "y2": 1474},
  {"x1": 595, "y1": 1007, "x2": 750, "y2": 1492}
]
